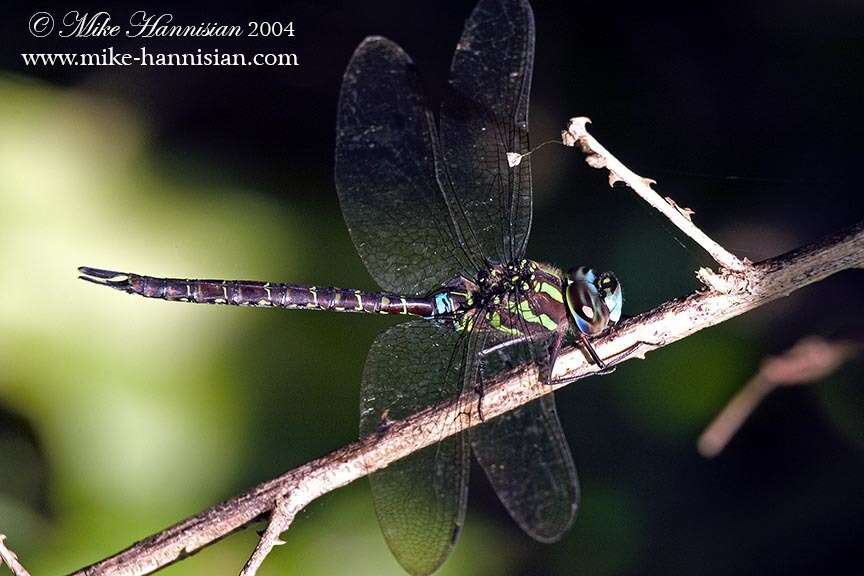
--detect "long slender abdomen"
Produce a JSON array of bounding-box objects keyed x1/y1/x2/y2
[{"x1": 78, "y1": 267, "x2": 434, "y2": 316}]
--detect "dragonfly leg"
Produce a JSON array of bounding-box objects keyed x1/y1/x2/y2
[
  {"x1": 601, "y1": 339, "x2": 657, "y2": 365},
  {"x1": 550, "y1": 339, "x2": 658, "y2": 385},
  {"x1": 475, "y1": 334, "x2": 537, "y2": 422},
  {"x1": 601, "y1": 319, "x2": 664, "y2": 359},
  {"x1": 547, "y1": 331, "x2": 630, "y2": 386},
  {"x1": 579, "y1": 332, "x2": 607, "y2": 370},
  {"x1": 473, "y1": 381, "x2": 486, "y2": 422},
  {"x1": 549, "y1": 333, "x2": 616, "y2": 386},
  {"x1": 548, "y1": 365, "x2": 617, "y2": 387},
  {"x1": 541, "y1": 331, "x2": 565, "y2": 385}
]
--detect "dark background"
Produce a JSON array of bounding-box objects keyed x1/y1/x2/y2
[{"x1": 1, "y1": 1, "x2": 863, "y2": 575}]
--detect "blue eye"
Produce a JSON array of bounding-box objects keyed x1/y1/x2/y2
[
  {"x1": 606, "y1": 288, "x2": 622, "y2": 323},
  {"x1": 565, "y1": 268, "x2": 623, "y2": 333},
  {"x1": 565, "y1": 275, "x2": 608, "y2": 336},
  {"x1": 599, "y1": 272, "x2": 622, "y2": 324},
  {"x1": 573, "y1": 310, "x2": 594, "y2": 335}
]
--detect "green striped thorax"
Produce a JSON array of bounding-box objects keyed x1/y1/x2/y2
[{"x1": 430, "y1": 260, "x2": 622, "y2": 339}]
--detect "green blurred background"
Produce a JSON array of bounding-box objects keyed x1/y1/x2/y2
[{"x1": 2, "y1": 1, "x2": 863, "y2": 574}]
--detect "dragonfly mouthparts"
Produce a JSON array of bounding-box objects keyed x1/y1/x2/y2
[{"x1": 78, "y1": 266, "x2": 132, "y2": 290}]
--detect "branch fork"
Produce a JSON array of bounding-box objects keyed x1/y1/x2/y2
[{"x1": 239, "y1": 496, "x2": 295, "y2": 576}]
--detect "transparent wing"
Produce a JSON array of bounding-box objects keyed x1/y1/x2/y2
[
  {"x1": 469, "y1": 327, "x2": 580, "y2": 542},
  {"x1": 438, "y1": 0, "x2": 535, "y2": 264},
  {"x1": 359, "y1": 321, "x2": 470, "y2": 576},
  {"x1": 336, "y1": 37, "x2": 474, "y2": 295}
]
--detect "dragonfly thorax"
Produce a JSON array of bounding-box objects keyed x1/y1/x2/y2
[
  {"x1": 474, "y1": 259, "x2": 535, "y2": 304},
  {"x1": 429, "y1": 261, "x2": 623, "y2": 341},
  {"x1": 428, "y1": 260, "x2": 565, "y2": 337}
]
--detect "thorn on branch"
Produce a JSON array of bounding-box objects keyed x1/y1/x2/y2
[
  {"x1": 665, "y1": 197, "x2": 695, "y2": 221},
  {"x1": 239, "y1": 495, "x2": 299, "y2": 576}
]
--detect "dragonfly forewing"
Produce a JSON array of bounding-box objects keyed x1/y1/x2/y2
[
  {"x1": 335, "y1": 37, "x2": 474, "y2": 296},
  {"x1": 438, "y1": 0, "x2": 535, "y2": 265}
]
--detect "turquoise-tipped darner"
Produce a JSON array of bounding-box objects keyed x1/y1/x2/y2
[{"x1": 79, "y1": 0, "x2": 624, "y2": 574}]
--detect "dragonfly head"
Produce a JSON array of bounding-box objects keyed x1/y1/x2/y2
[{"x1": 564, "y1": 266, "x2": 622, "y2": 336}]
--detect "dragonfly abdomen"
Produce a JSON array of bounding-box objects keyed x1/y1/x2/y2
[{"x1": 78, "y1": 267, "x2": 434, "y2": 316}]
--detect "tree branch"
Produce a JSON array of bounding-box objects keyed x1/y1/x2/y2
[
  {"x1": 0, "y1": 535, "x2": 32, "y2": 576},
  {"x1": 698, "y1": 335, "x2": 864, "y2": 457},
  {"x1": 562, "y1": 117, "x2": 749, "y2": 273},
  {"x1": 238, "y1": 496, "x2": 296, "y2": 576},
  {"x1": 69, "y1": 218, "x2": 864, "y2": 576}
]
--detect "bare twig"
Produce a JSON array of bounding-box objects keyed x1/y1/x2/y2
[
  {"x1": 562, "y1": 117, "x2": 749, "y2": 273},
  {"x1": 67, "y1": 220, "x2": 864, "y2": 576},
  {"x1": 0, "y1": 535, "x2": 32, "y2": 576},
  {"x1": 698, "y1": 335, "x2": 864, "y2": 457},
  {"x1": 238, "y1": 496, "x2": 296, "y2": 576}
]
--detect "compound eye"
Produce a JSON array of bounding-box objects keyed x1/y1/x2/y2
[
  {"x1": 567, "y1": 266, "x2": 596, "y2": 284},
  {"x1": 598, "y1": 272, "x2": 623, "y2": 324},
  {"x1": 565, "y1": 279, "x2": 609, "y2": 336}
]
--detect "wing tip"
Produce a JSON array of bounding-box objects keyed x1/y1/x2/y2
[
  {"x1": 473, "y1": 0, "x2": 535, "y2": 21},
  {"x1": 354, "y1": 35, "x2": 410, "y2": 62}
]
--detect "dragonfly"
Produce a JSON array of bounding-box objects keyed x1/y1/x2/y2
[{"x1": 79, "y1": 0, "x2": 624, "y2": 573}]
